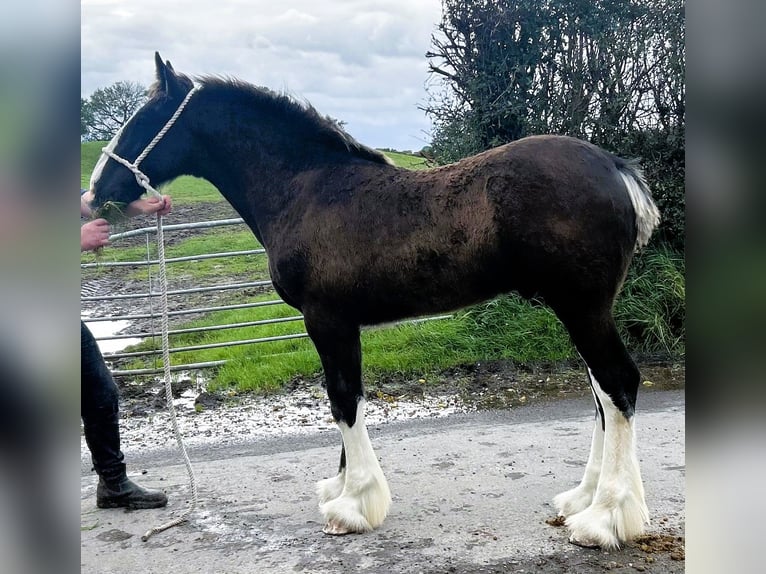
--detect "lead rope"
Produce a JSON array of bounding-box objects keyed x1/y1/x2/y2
[
  {"x1": 99, "y1": 87, "x2": 201, "y2": 541},
  {"x1": 139, "y1": 210, "x2": 200, "y2": 542}
]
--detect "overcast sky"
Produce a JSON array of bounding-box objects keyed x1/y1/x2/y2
[{"x1": 81, "y1": 0, "x2": 444, "y2": 151}]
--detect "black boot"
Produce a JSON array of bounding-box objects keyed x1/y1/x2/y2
[
  {"x1": 96, "y1": 474, "x2": 168, "y2": 509},
  {"x1": 82, "y1": 407, "x2": 167, "y2": 509}
]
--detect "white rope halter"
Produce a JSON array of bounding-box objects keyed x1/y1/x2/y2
[
  {"x1": 101, "y1": 86, "x2": 200, "y2": 200},
  {"x1": 99, "y1": 86, "x2": 201, "y2": 541}
]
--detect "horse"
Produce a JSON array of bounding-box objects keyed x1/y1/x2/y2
[{"x1": 89, "y1": 53, "x2": 660, "y2": 549}]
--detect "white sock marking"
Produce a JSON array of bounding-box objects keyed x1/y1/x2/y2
[
  {"x1": 318, "y1": 399, "x2": 391, "y2": 533},
  {"x1": 564, "y1": 368, "x2": 649, "y2": 548},
  {"x1": 554, "y1": 386, "x2": 604, "y2": 517}
]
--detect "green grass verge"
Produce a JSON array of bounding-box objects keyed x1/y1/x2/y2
[
  {"x1": 82, "y1": 228, "x2": 267, "y2": 283},
  {"x1": 382, "y1": 150, "x2": 431, "y2": 170},
  {"x1": 125, "y1": 291, "x2": 576, "y2": 392},
  {"x1": 121, "y1": 246, "x2": 684, "y2": 393},
  {"x1": 615, "y1": 245, "x2": 686, "y2": 354}
]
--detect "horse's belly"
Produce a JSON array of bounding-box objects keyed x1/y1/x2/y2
[{"x1": 354, "y1": 266, "x2": 509, "y2": 326}]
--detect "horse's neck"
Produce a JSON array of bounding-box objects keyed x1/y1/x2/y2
[
  {"x1": 190, "y1": 99, "x2": 378, "y2": 249},
  {"x1": 198, "y1": 145, "x2": 300, "y2": 250}
]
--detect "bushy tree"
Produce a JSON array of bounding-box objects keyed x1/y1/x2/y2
[
  {"x1": 424, "y1": 0, "x2": 685, "y2": 248},
  {"x1": 81, "y1": 81, "x2": 147, "y2": 141}
]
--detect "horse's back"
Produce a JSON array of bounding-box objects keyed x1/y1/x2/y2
[{"x1": 274, "y1": 135, "x2": 640, "y2": 322}]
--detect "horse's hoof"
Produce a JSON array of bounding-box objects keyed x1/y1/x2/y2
[
  {"x1": 568, "y1": 534, "x2": 603, "y2": 549},
  {"x1": 322, "y1": 519, "x2": 354, "y2": 536},
  {"x1": 564, "y1": 507, "x2": 622, "y2": 550}
]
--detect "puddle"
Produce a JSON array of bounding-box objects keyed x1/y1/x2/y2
[{"x1": 81, "y1": 313, "x2": 143, "y2": 354}]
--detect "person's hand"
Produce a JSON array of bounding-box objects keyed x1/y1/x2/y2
[
  {"x1": 81, "y1": 218, "x2": 111, "y2": 252},
  {"x1": 125, "y1": 194, "x2": 172, "y2": 217}
]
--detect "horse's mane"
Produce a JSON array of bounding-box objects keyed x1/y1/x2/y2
[{"x1": 188, "y1": 76, "x2": 392, "y2": 166}]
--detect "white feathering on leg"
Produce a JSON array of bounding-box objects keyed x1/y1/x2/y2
[
  {"x1": 316, "y1": 469, "x2": 346, "y2": 504},
  {"x1": 318, "y1": 399, "x2": 391, "y2": 534},
  {"x1": 564, "y1": 368, "x2": 649, "y2": 549},
  {"x1": 554, "y1": 398, "x2": 604, "y2": 518}
]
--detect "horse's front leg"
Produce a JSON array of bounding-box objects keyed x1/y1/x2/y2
[{"x1": 305, "y1": 315, "x2": 391, "y2": 535}]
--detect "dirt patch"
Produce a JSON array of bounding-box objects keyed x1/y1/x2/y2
[
  {"x1": 111, "y1": 356, "x2": 684, "y2": 425},
  {"x1": 542, "y1": 513, "x2": 685, "y2": 571},
  {"x1": 634, "y1": 533, "x2": 686, "y2": 561},
  {"x1": 363, "y1": 357, "x2": 684, "y2": 410}
]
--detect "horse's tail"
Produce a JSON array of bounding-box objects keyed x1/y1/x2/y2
[{"x1": 614, "y1": 157, "x2": 661, "y2": 250}]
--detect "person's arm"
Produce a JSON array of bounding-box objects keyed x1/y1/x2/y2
[
  {"x1": 81, "y1": 219, "x2": 110, "y2": 251},
  {"x1": 80, "y1": 189, "x2": 173, "y2": 218},
  {"x1": 124, "y1": 194, "x2": 173, "y2": 217},
  {"x1": 81, "y1": 189, "x2": 94, "y2": 218}
]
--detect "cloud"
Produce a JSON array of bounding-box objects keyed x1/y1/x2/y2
[{"x1": 81, "y1": 0, "x2": 442, "y2": 150}]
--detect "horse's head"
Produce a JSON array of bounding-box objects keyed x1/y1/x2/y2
[{"x1": 89, "y1": 52, "x2": 195, "y2": 209}]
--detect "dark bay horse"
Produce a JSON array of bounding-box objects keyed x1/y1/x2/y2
[{"x1": 90, "y1": 53, "x2": 660, "y2": 549}]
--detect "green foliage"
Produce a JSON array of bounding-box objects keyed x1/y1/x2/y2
[
  {"x1": 455, "y1": 296, "x2": 574, "y2": 363},
  {"x1": 618, "y1": 128, "x2": 686, "y2": 250},
  {"x1": 615, "y1": 244, "x2": 686, "y2": 355},
  {"x1": 81, "y1": 81, "x2": 148, "y2": 141},
  {"x1": 81, "y1": 97, "x2": 93, "y2": 139},
  {"x1": 425, "y1": 0, "x2": 685, "y2": 247},
  {"x1": 428, "y1": 117, "x2": 485, "y2": 165}
]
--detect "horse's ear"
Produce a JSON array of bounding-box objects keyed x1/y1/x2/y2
[
  {"x1": 153, "y1": 51, "x2": 185, "y2": 99},
  {"x1": 154, "y1": 51, "x2": 166, "y2": 81}
]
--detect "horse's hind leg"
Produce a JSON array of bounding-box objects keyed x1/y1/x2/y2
[
  {"x1": 304, "y1": 314, "x2": 391, "y2": 535},
  {"x1": 553, "y1": 308, "x2": 649, "y2": 549},
  {"x1": 552, "y1": 389, "x2": 605, "y2": 517}
]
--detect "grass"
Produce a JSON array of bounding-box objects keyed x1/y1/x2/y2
[
  {"x1": 126, "y1": 292, "x2": 576, "y2": 392},
  {"x1": 82, "y1": 141, "x2": 685, "y2": 392},
  {"x1": 615, "y1": 245, "x2": 686, "y2": 355},
  {"x1": 82, "y1": 228, "x2": 268, "y2": 282},
  {"x1": 382, "y1": 150, "x2": 432, "y2": 170}
]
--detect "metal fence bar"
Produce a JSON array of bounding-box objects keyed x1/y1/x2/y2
[
  {"x1": 113, "y1": 360, "x2": 229, "y2": 377},
  {"x1": 107, "y1": 332, "x2": 311, "y2": 359},
  {"x1": 81, "y1": 218, "x2": 296, "y2": 374},
  {"x1": 108, "y1": 218, "x2": 245, "y2": 240},
  {"x1": 93, "y1": 315, "x2": 305, "y2": 341},
  {"x1": 81, "y1": 248, "x2": 266, "y2": 269},
  {"x1": 81, "y1": 280, "x2": 273, "y2": 302},
  {"x1": 82, "y1": 299, "x2": 285, "y2": 323}
]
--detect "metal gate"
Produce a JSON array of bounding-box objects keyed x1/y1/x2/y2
[
  {"x1": 80, "y1": 218, "x2": 308, "y2": 377},
  {"x1": 80, "y1": 217, "x2": 451, "y2": 378}
]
